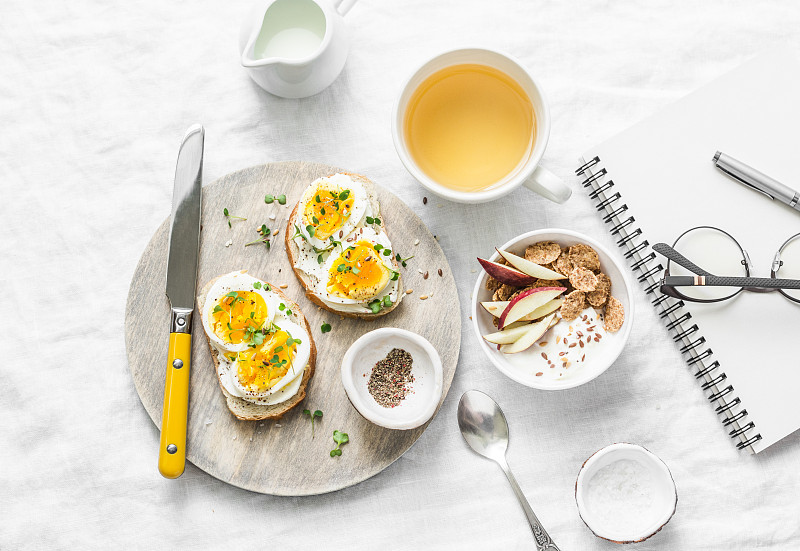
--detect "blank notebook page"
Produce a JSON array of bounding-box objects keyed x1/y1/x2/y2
[{"x1": 582, "y1": 50, "x2": 800, "y2": 453}]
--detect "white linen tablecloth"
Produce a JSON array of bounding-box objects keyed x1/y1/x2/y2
[{"x1": 2, "y1": 1, "x2": 800, "y2": 549}]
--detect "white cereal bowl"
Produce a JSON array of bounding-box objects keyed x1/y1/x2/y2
[
  {"x1": 341, "y1": 328, "x2": 443, "y2": 430},
  {"x1": 471, "y1": 229, "x2": 634, "y2": 390},
  {"x1": 575, "y1": 443, "x2": 678, "y2": 543}
]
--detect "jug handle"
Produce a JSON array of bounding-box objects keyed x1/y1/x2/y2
[{"x1": 333, "y1": 0, "x2": 357, "y2": 16}]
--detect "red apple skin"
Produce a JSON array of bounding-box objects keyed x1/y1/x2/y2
[
  {"x1": 477, "y1": 258, "x2": 536, "y2": 287},
  {"x1": 495, "y1": 247, "x2": 567, "y2": 279},
  {"x1": 498, "y1": 287, "x2": 566, "y2": 329}
]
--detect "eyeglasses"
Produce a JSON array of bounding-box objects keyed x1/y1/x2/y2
[{"x1": 655, "y1": 226, "x2": 800, "y2": 304}]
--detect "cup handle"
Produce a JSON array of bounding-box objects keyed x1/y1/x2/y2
[
  {"x1": 333, "y1": 0, "x2": 357, "y2": 15},
  {"x1": 522, "y1": 165, "x2": 572, "y2": 204}
]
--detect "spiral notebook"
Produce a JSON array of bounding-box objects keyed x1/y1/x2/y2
[{"x1": 577, "y1": 50, "x2": 800, "y2": 454}]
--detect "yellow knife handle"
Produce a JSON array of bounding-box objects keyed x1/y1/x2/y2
[{"x1": 158, "y1": 331, "x2": 192, "y2": 478}]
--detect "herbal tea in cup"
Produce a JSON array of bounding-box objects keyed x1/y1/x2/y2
[
  {"x1": 393, "y1": 48, "x2": 571, "y2": 205},
  {"x1": 404, "y1": 64, "x2": 535, "y2": 193}
]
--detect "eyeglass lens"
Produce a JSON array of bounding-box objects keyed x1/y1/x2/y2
[
  {"x1": 671, "y1": 227, "x2": 746, "y2": 301},
  {"x1": 775, "y1": 234, "x2": 800, "y2": 302}
]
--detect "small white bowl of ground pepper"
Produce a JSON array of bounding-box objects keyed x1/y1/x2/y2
[{"x1": 341, "y1": 328, "x2": 443, "y2": 430}]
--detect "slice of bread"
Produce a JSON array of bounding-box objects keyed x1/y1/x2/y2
[
  {"x1": 196, "y1": 274, "x2": 317, "y2": 421},
  {"x1": 285, "y1": 172, "x2": 404, "y2": 320}
]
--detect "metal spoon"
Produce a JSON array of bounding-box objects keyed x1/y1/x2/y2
[{"x1": 457, "y1": 390, "x2": 560, "y2": 551}]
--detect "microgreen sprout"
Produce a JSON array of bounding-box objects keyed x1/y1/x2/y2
[
  {"x1": 264, "y1": 194, "x2": 274, "y2": 204},
  {"x1": 291, "y1": 224, "x2": 308, "y2": 242},
  {"x1": 302, "y1": 409, "x2": 323, "y2": 438},
  {"x1": 394, "y1": 253, "x2": 414, "y2": 268},
  {"x1": 223, "y1": 208, "x2": 246, "y2": 228},
  {"x1": 365, "y1": 216, "x2": 382, "y2": 225},
  {"x1": 277, "y1": 194, "x2": 287, "y2": 205},
  {"x1": 321, "y1": 322, "x2": 331, "y2": 333},
  {"x1": 330, "y1": 430, "x2": 349, "y2": 457},
  {"x1": 245, "y1": 224, "x2": 272, "y2": 248}
]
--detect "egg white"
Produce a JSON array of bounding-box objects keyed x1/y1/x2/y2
[
  {"x1": 223, "y1": 318, "x2": 311, "y2": 404},
  {"x1": 202, "y1": 271, "x2": 281, "y2": 354},
  {"x1": 316, "y1": 226, "x2": 397, "y2": 305},
  {"x1": 296, "y1": 173, "x2": 368, "y2": 249}
]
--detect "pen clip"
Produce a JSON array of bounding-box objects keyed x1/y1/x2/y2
[{"x1": 716, "y1": 165, "x2": 776, "y2": 200}]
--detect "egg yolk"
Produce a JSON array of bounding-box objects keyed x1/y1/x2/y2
[
  {"x1": 302, "y1": 184, "x2": 355, "y2": 240},
  {"x1": 235, "y1": 329, "x2": 297, "y2": 392},
  {"x1": 327, "y1": 241, "x2": 390, "y2": 300},
  {"x1": 211, "y1": 291, "x2": 268, "y2": 344}
]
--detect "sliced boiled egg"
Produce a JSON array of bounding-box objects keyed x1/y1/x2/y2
[
  {"x1": 226, "y1": 319, "x2": 311, "y2": 401},
  {"x1": 318, "y1": 227, "x2": 397, "y2": 304},
  {"x1": 296, "y1": 174, "x2": 368, "y2": 249},
  {"x1": 202, "y1": 271, "x2": 280, "y2": 354}
]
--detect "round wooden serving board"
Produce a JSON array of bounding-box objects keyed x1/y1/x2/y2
[{"x1": 125, "y1": 161, "x2": 460, "y2": 495}]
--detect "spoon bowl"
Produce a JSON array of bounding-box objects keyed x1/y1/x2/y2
[{"x1": 457, "y1": 389, "x2": 510, "y2": 462}]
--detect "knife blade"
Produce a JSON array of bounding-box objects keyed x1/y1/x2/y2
[{"x1": 158, "y1": 124, "x2": 204, "y2": 479}]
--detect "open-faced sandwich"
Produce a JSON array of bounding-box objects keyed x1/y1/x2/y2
[
  {"x1": 197, "y1": 270, "x2": 316, "y2": 420},
  {"x1": 285, "y1": 172, "x2": 403, "y2": 319}
]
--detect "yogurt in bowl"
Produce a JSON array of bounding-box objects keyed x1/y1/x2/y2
[{"x1": 471, "y1": 229, "x2": 634, "y2": 390}]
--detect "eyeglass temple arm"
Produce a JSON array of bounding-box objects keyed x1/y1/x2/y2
[
  {"x1": 653, "y1": 243, "x2": 715, "y2": 276},
  {"x1": 654, "y1": 243, "x2": 800, "y2": 290},
  {"x1": 661, "y1": 276, "x2": 800, "y2": 289},
  {"x1": 663, "y1": 274, "x2": 800, "y2": 289}
]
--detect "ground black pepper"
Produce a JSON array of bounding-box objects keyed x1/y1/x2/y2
[{"x1": 367, "y1": 348, "x2": 414, "y2": 408}]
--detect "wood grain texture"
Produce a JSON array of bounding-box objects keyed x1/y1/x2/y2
[{"x1": 125, "y1": 161, "x2": 460, "y2": 495}]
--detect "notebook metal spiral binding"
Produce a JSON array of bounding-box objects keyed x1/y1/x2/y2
[{"x1": 576, "y1": 156, "x2": 762, "y2": 452}]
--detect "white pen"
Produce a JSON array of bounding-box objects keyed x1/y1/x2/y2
[{"x1": 713, "y1": 151, "x2": 800, "y2": 211}]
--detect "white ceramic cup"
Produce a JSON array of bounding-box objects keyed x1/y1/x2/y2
[{"x1": 392, "y1": 48, "x2": 572, "y2": 205}]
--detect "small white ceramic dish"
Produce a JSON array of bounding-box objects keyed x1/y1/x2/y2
[
  {"x1": 471, "y1": 229, "x2": 634, "y2": 390},
  {"x1": 575, "y1": 443, "x2": 678, "y2": 544},
  {"x1": 341, "y1": 328, "x2": 443, "y2": 430}
]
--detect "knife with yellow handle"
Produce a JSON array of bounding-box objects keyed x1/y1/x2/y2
[{"x1": 158, "y1": 124, "x2": 204, "y2": 479}]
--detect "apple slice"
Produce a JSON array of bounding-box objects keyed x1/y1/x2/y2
[
  {"x1": 495, "y1": 248, "x2": 567, "y2": 280},
  {"x1": 500, "y1": 313, "x2": 557, "y2": 354},
  {"x1": 499, "y1": 287, "x2": 566, "y2": 329},
  {"x1": 481, "y1": 298, "x2": 564, "y2": 321},
  {"x1": 480, "y1": 301, "x2": 508, "y2": 317},
  {"x1": 483, "y1": 323, "x2": 534, "y2": 345},
  {"x1": 477, "y1": 258, "x2": 536, "y2": 287}
]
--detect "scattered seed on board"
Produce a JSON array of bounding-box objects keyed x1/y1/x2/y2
[
  {"x1": 423, "y1": 271, "x2": 429, "y2": 279},
  {"x1": 438, "y1": 268, "x2": 443, "y2": 277},
  {"x1": 405, "y1": 289, "x2": 413, "y2": 294},
  {"x1": 423, "y1": 197, "x2": 428, "y2": 205},
  {"x1": 273, "y1": 229, "x2": 280, "y2": 236},
  {"x1": 232, "y1": 435, "x2": 237, "y2": 440},
  {"x1": 419, "y1": 295, "x2": 429, "y2": 300},
  {"x1": 414, "y1": 239, "x2": 420, "y2": 246},
  {"x1": 225, "y1": 240, "x2": 232, "y2": 248},
  {"x1": 279, "y1": 284, "x2": 288, "y2": 289},
  {"x1": 269, "y1": 214, "x2": 276, "y2": 220}
]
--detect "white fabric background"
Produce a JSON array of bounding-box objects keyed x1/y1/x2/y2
[{"x1": 2, "y1": 1, "x2": 800, "y2": 549}]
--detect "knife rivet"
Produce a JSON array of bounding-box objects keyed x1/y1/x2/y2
[
  {"x1": 177, "y1": 317, "x2": 186, "y2": 327},
  {"x1": 173, "y1": 359, "x2": 184, "y2": 369},
  {"x1": 167, "y1": 444, "x2": 178, "y2": 454}
]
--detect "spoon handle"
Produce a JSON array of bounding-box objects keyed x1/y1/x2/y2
[{"x1": 498, "y1": 459, "x2": 560, "y2": 551}]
